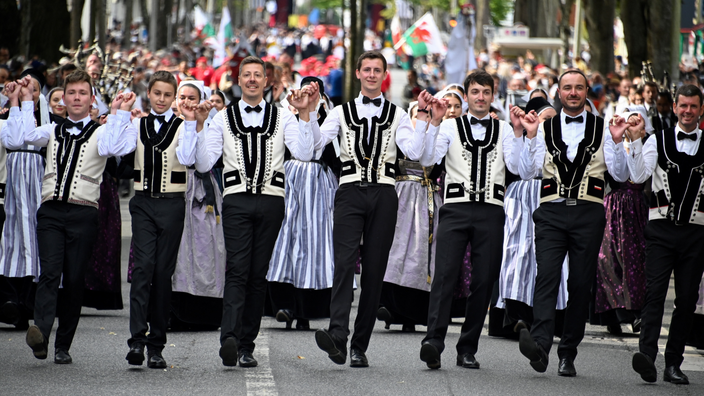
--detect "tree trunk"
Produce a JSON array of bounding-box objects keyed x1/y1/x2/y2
[
  {"x1": 514, "y1": 0, "x2": 529, "y2": 26},
  {"x1": 0, "y1": 0, "x2": 22, "y2": 57},
  {"x1": 647, "y1": 0, "x2": 674, "y2": 80},
  {"x1": 124, "y1": 0, "x2": 134, "y2": 49},
  {"x1": 149, "y1": 0, "x2": 158, "y2": 51},
  {"x1": 157, "y1": 0, "x2": 173, "y2": 49},
  {"x1": 71, "y1": 0, "x2": 85, "y2": 48},
  {"x1": 19, "y1": 0, "x2": 32, "y2": 58},
  {"x1": 183, "y1": 0, "x2": 193, "y2": 38},
  {"x1": 620, "y1": 0, "x2": 648, "y2": 78},
  {"x1": 97, "y1": 0, "x2": 106, "y2": 49},
  {"x1": 583, "y1": 0, "x2": 614, "y2": 76},
  {"x1": 559, "y1": 0, "x2": 575, "y2": 65},
  {"x1": 535, "y1": 0, "x2": 558, "y2": 38},
  {"x1": 140, "y1": 0, "x2": 150, "y2": 40},
  {"x1": 88, "y1": 0, "x2": 96, "y2": 43},
  {"x1": 22, "y1": 0, "x2": 71, "y2": 62},
  {"x1": 474, "y1": 0, "x2": 489, "y2": 51},
  {"x1": 344, "y1": 0, "x2": 364, "y2": 102},
  {"x1": 227, "y1": 0, "x2": 237, "y2": 34}
]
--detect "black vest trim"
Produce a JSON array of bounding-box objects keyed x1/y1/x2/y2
[
  {"x1": 652, "y1": 128, "x2": 704, "y2": 223},
  {"x1": 225, "y1": 101, "x2": 280, "y2": 194},
  {"x1": 454, "y1": 116, "x2": 500, "y2": 203},
  {"x1": 340, "y1": 99, "x2": 397, "y2": 183},
  {"x1": 541, "y1": 112, "x2": 604, "y2": 199},
  {"x1": 53, "y1": 121, "x2": 100, "y2": 202},
  {"x1": 138, "y1": 116, "x2": 184, "y2": 193}
]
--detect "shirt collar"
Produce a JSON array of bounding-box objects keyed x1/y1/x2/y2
[
  {"x1": 467, "y1": 112, "x2": 491, "y2": 121},
  {"x1": 239, "y1": 99, "x2": 266, "y2": 111},
  {"x1": 66, "y1": 115, "x2": 92, "y2": 128},
  {"x1": 560, "y1": 109, "x2": 587, "y2": 124},
  {"x1": 151, "y1": 108, "x2": 174, "y2": 120},
  {"x1": 674, "y1": 124, "x2": 701, "y2": 138}
]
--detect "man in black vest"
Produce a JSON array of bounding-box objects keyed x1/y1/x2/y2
[
  {"x1": 514, "y1": 69, "x2": 630, "y2": 377},
  {"x1": 312, "y1": 51, "x2": 428, "y2": 367},
  {"x1": 416, "y1": 71, "x2": 524, "y2": 370},
  {"x1": 628, "y1": 85, "x2": 704, "y2": 385},
  {"x1": 195, "y1": 56, "x2": 318, "y2": 368}
]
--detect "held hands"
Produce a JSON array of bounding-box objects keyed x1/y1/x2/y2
[
  {"x1": 416, "y1": 90, "x2": 447, "y2": 126},
  {"x1": 194, "y1": 101, "x2": 213, "y2": 128},
  {"x1": 3, "y1": 81, "x2": 19, "y2": 105},
  {"x1": 18, "y1": 76, "x2": 34, "y2": 102},
  {"x1": 624, "y1": 114, "x2": 646, "y2": 142},
  {"x1": 609, "y1": 115, "x2": 630, "y2": 144},
  {"x1": 510, "y1": 104, "x2": 539, "y2": 138},
  {"x1": 130, "y1": 108, "x2": 146, "y2": 121},
  {"x1": 111, "y1": 91, "x2": 126, "y2": 114},
  {"x1": 287, "y1": 82, "x2": 320, "y2": 122},
  {"x1": 120, "y1": 92, "x2": 136, "y2": 112}
]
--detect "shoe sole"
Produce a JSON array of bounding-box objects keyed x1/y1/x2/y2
[
  {"x1": 219, "y1": 338, "x2": 238, "y2": 367},
  {"x1": 456, "y1": 360, "x2": 480, "y2": 369},
  {"x1": 315, "y1": 330, "x2": 345, "y2": 365},
  {"x1": 54, "y1": 357, "x2": 72, "y2": 364},
  {"x1": 663, "y1": 376, "x2": 689, "y2": 385},
  {"x1": 126, "y1": 351, "x2": 145, "y2": 366},
  {"x1": 632, "y1": 352, "x2": 657, "y2": 383},
  {"x1": 350, "y1": 361, "x2": 369, "y2": 368},
  {"x1": 147, "y1": 362, "x2": 167, "y2": 369},
  {"x1": 26, "y1": 326, "x2": 47, "y2": 360},
  {"x1": 518, "y1": 329, "x2": 547, "y2": 373},
  {"x1": 420, "y1": 343, "x2": 441, "y2": 370}
]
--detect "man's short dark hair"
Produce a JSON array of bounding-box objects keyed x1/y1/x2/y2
[
  {"x1": 558, "y1": 69, "x2": 589, "y2": 89},
  {"x1": 62, "y1": 69, "x2": 93, "y2": 91},
  {"x1": 463, "y1": 70, "x2": 494, "y2": 95},
  {"x1": 60, "y1": 63, "x2": 78, "y2": 75},
  {"x1": 657, "y1": 90, "x2": 673, "y2": 104},
  {"x1": 239, "y1": 56, "x2": 266, "y2": 75},
  {"x1": 147, "y1": 70, "x2": 177, "y2": 93},
  {"x1": 264, "y1": 61, "x2": 275, "y2": 72},
  {"x1": 356, "y1": 51, "x2": 387, "y2": 72},
  {"x1": 675, "y1": 84, "x2": 703, "y2": 106},
  {"x1": 644, "y1": 81, "x2": 658, "y2": 91}
]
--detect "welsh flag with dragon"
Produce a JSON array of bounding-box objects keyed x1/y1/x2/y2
[{"x1": 400, "y1": 13, "x2": 446, "y2": 57}]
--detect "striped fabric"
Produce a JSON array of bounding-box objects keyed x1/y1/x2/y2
[
  {"x1": 497, "y1": 179, "x2": 569, "y2": 310},
  {"x1": 0, "y1": 148, "x2": 44, "y2": 279},
  {"x1": 267, "y1": 160, "x2": 337, "y2": 290}
]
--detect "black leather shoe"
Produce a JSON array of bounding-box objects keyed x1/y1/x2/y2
[
  {"x1": 377, "y1": 307, "x2": 394, "y2": 330},
  {"x1": 238, "y1": 350, "x2": 258, "y2": 368},
  {"x1": 513, "y1": 320, "x2": 528, "y2": 333},
  {"x1": 401, "y1": 324, "x2": 416, "y2": 333},
  {"x1": 664, "y1": 365, "x2": 689, "y2": 385},
  {"x1": 420, "y1": 342, "x2": 441, "y2": 369},
  {"x1": 276, "y1": 309, "x2": 294, "y2": 330},
  {"x1": 126, "y1": 344, "x2": 145, "y2": 366},
  {"x1": 607, "y1": 324, "x2": 623, "y2": 335},
  {"x1": 557, "y1": 357, "x2": 576, "y2": 377},
  {"x1": 456, "y1": 353, "x2": 480, "y2": 369},
  {"x1": 632, "y1": 352, "x2": 657, "y2": 383},
  {"x1": 518, "y1": 328, "x2": 548, "y2": 373},
  {"x1": 315, "y1": 329, "x2": 346, "y2": 365},
  {"x1": 26, "y1": 325, "x2": 48, "y2": 360},
  {"x1": 296, "y1": 319, "x2": 310, "y2": 330},
  {"x1": 219, "y1": 337, "x2": 238, "y2": 367},
  {"x1": 54, "y1": 349, "x2": 72, "y2": 364},
  {"x1": 350, "y1": 348, "x2": 369, "y2": 368},
  {"x1": 0, "y1": 301, "x2": 20, "y2": 325},
  {"x1": 147, "y1": 351, "x2": 167, "y2": 369},
  {"x1": 631, "y1": 318, "x2": 642, "y2": 333}
]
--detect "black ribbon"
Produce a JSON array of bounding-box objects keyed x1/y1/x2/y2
[
  {"x1": 64, "y1": 120, "x2": 84, "y2": 130},
  {"x1": 362, "y1": 96, "x2": 382, "y2": 107},
  {"x1": 565, "y1": 115, "x2": 584, "y2": 124},
  {"x1": 470, "y1": 117, "x2": 490, "y2": 128},
  {"x1": 245, "y1": 105, "x2": 262, "y2": 113}
]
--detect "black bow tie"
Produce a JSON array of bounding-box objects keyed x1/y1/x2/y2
[
  {"x1": 64, "y1": 120, "x2": 84, "y2": 130},
  {"x1": 245, "y1": 105, "x2": 262, "y2": 113},
  {"x1": 362, "y1": 96, "x2": 382, "y2": 107},
  {"x1": 470, "y1": 117, "x2": 491, "y2": 128},
  {"x1": 565, "y1": 115, "x2": 584, "y2": 124},
  {"x1": 677, "y1": 131, "x2": 697, "y2": 141},
  {"x1": 149, "y1": 114, "x2": 167, "y2": 124}
]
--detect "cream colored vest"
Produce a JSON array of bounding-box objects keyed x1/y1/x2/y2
[{"x1": 133, "y1": 116, "x2": 187, "y2": 193}]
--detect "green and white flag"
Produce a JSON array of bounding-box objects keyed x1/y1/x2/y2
[{"x1": 395, "y1": 13, "x2": 446, "y2": 57}]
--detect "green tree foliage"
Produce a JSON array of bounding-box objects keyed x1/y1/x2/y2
[{"x1": 489, "y1": 0, "x2": 513, "y2": 26}]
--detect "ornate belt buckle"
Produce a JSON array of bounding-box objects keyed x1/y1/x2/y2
[{"x1": 566, "y1": 198, "x2": 577, "y2": 206}]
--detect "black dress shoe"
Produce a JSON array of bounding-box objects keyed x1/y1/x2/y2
[
  {"x1": 513, "y1": 320, "x2": 528, "y2": 333},
  {"x1": 0, "y1": 301, "x2": 20, "y2": 325},
  {"x1": 401, "y1": 324, "x2": 416, "y2": 332},
  {"x1": 296, "y1": 319, "x2": 310, "y2": 330},
  {"x1": 54, "y1": 349, "x2": 72, "y2": 364},
  {"x1": 238, "y1": 350, "x2": 258, "y2": 368},
  {"x1": 557, "y1": 357, "x2": 576, "y2": 377},
  {"x1": 126, "y1": 344, "x2": 145, "y2": 366},
  {"x1": 350, "y1": 348, "x2": 369, "y2": 368},
  {"x1": 219, "y1": 337, "x2": 238, "y2": 367},
  {"x1": 607, "y1": 324, "x2": 623, "y2": 335},
  {"x1": 26, "y1": 325, "x2": 48, "y2": 360},
  {"x1": 276, "y1": 309, "x2": 294, "y2": 330},
  {"x1": 377, "y1": 307, "x2": 394, "y2": 330},
  {"x1": 456, "y1": 353, "x2": 480, "y2": 369},
  {"x1": 631, "y1": 318, "x2": 642, "y2": 333},
  {"x1": 420, "y1": 342, "x2": 441, "y2": 370},
  {"x1": 632, "y1": 352, "x2": 657, "y2": 383},
  {"x1": 314, "y1": 329, "x2": 346, "y2": 365},
  {"x1": 147, "y1": 351, "x2": 167, "y2": 369},
  {"x1": 664, "y1": 365, "x2": 689, "y2": 385},
  {"x1": 518, "y1": 328, "x2": 548, "y2": 373}
]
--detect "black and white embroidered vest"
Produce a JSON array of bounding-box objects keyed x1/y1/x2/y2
[
  {"x1": 337, "y1": 100, "x2": 401, "y2": 185},
  {"x1": 133, "y1": 115, "x2": 187, "y2": 194},
  {"x1": 540, "y1": 112, "x2": 607, "y2": 204},
  {"x1": 444, "y1": 116, "x2": 506, "y2": 205},
  {"x1": 649, "y1": 127, "x2": 704, "y2": 225},
  {"x1": 221, "y1": 102, "x2": 286, "y2": 197},
  {"x1": 42, "y1": 121, "x2": 105, "y2": 208}
]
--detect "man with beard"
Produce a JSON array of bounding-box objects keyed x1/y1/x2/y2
[{"x1": 514, "y1": 69, "x2": 631, "y2": 377}]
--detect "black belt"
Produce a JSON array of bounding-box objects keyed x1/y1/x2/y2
[
  {"x1": 346, "y1": 181, "x2": 391, "y2": 188},
  {"x1": 134, "y1": 191, "x2": 184, "y2": 199}
]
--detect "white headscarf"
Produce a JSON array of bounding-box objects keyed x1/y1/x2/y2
[
  {"x1": 440, "y1": 85, "x2": 468, "y2": 114},
  {"x1": 622, "y1": 105, "x2": 654, "y2": 134},
  {"x1": 521, "y1": 88, "x2": 553, "y2": 105},
  {"x1": 436, "y1": 89, "x2": 467, "y2": 115},
  {"x1": 38, "y1": 93, "x2": 51, "y2": 125},
  {"x1": 178, "y1": 80, "x2": 206, "y2": 103}
]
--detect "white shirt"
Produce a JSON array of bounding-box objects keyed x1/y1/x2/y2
[
  {"x1": 419, "y1": 113, "x2": 521, "y2": 176},
  {"x1": 627, "y1": 125, "x2": 701, "y2": 184},
  {"x1": 518, "y1": 109, "x2": 630, "y2": 185},
  {"x1": 195, "y1": 99, "x2": 316, "y2": 173},
  {"x1": 1, "y1": 101, "x2": 136, "y2": 157},
  {"x1": 313, "y1": 93, "x2": 425, "y2": 161},
  {"x1": 130, "y1": 107, "x2": 198, "y2": 166}
]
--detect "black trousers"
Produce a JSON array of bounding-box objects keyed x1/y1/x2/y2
[
  {"x1": 328, "y1": 184, "x2": 397, "y2": 352},
  {"x1": 423, "y1": 202, "x2": 505, "y2": 356},
  {"x1": 531, "y1": 202, "x2": 605, "y2": 360},
  {"x1": 220, "y1": 194, "x2": 284, "y2": 352},
  {"x1": 638, "y1": 220, "x2": 704, "y2": 367},
  {"x1": 33, "y1": 201, "x2": 98, "y2": 351},
  {"x1": 128, "y1": 194, "x2": 185, "y2": 352}
]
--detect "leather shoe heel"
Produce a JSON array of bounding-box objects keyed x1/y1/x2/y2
[
  {"x1": 238, "y1": 350, "x2": 258, "y2": 368},
  {"x1": 315, "y1": 329, "x2": 346, "y2": 365},
  {"x1": 518, "y1": 328, "x2": 548, "y2": 373},
  {"x1": 557, "y1": 357, "x2": 576, "y2": 377},
  {"x1": 147, "y1": 351, "x2": 167, "y2": 369},
  {"x1": 219, "y1": 337, "x2": 238, "y2": 367},
  {"x1": 456, "y1": 353, "x2": 480, "y2": 369},
  {"x1": 377, "y1": 307, "x2": 394, "y2": 330},
  {"x1": 350, "y1": 348, "x2": 369, "y2": 368},
  {"x1": 664, "y1": 365, "x2": 689, "y2": 385},
  {"x1": 632, "y1": 352, "x2": 657, "y2": 383},
  {"x1": 54, "y1": 349, "x2": 72, "y2": 364},
  {"x1": 126, "y1": 344, "x2": 145, "y2": 366},
  {"x1": 275, "y1": 309, "x2": 294, "y2": 330},
  {"x1": 420, "y1": 342, "x2": 441, "y2": 370},
  {"x1": 26, "y1": 325, "x2": 48, "y2": 360}
]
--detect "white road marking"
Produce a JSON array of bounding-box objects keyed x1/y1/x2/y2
[{"x1": 245, "y1": 332, "x2": 278, "y2": 396}]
